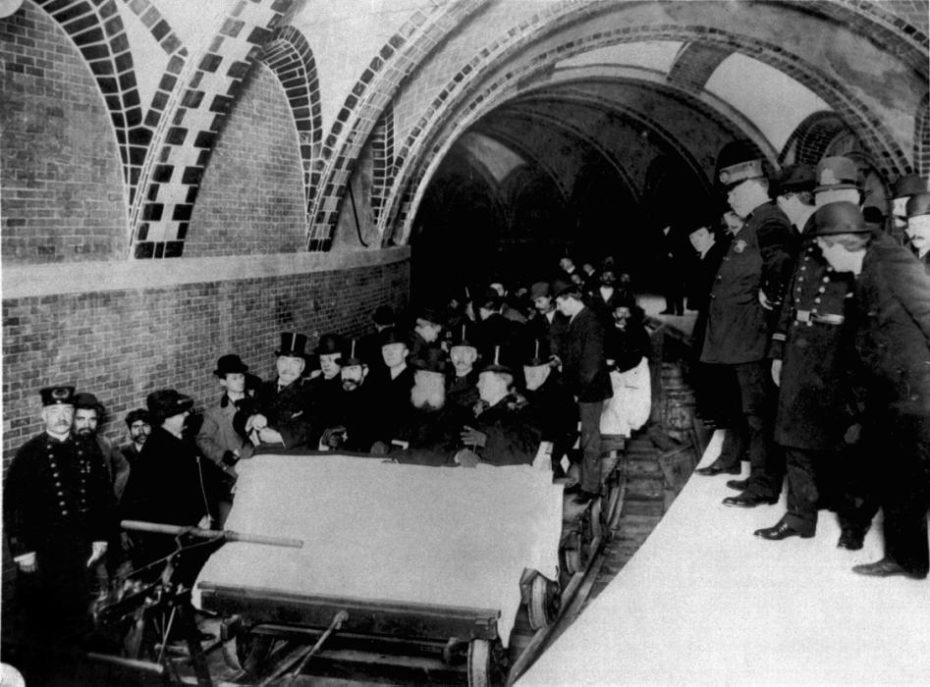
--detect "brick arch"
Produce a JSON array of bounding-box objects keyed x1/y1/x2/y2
[
  {"x1": 128, "y1": 0, "x2": 295, "y2": 259},
  {"x1": 304, "y1": 0, "x2": 490, "y2": 251},
  {"x1": 370, "y1": 103, "x2": 395, "y2": 225},
  {"x1": 258, "y1": 25, "x2": 321, "y2": 206},
  {"x1": 31, "y1": 0, "x2": 152, "y2": 203},
  {"x1": 780, "y1": 111, "x2": 850, "y2": 166},
  {"x1": 382, "y1": 20, "x2": 915, "y2": 245},
  {"x1": 915, "y1": 94, "x2": 930, "y2": 176}
]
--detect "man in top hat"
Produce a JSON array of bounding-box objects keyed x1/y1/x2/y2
[
  {"x1": 409, "y1": 305, "x2": 444, "y2": 360},
  {"x1": 753, "y1": 158, "x2": 862, "y2": 540},
  {"x1": 120, "y1": 408, "x2": 151, "y2": 468},
  {"x1": 368, "y1": 328, "x2": 417, "y2": 449},
  {"x1": 697, "y1": 143, "x2": 793, "y2": 509},
  {"x1": 74, "y1": 391, "x2": 131, "y2": 501},
  {"x1": 890, "y1": 173, "x2": 930, "y2": 236},
  {"x1": 307, "y1": 333, "x2": 347, "y2": 446},
  {"x1": 196, "y1": 354, "x2": 255, "y2": 526},
  {"x1": 523, "y1": 338, "x2": 576, "y2": 475},
  {"x1": 3, "y1": 385, "x2": 116, "y2": 681},
  {"x1": 447, "y1": 322, "x2": 482, "y2": 411},
  {"x1": 813, "y1": 202, "x2": 930, "y2": 579},
  {"x1": 655, "y1": 215, "x2": 689, "y2": 316},
  {"x1": 122, "y1": 389, "x2": 223, "y2": 580},
  {"x1": 905, "y1": 192, "x2": 930, "y2": 273},
  {"x1": 552, "y1": 278, "x2": 613, "y2": 497},
  {"x1": 772, "y1": 163, "x2": 817, "y2": 255},
  {"x1": 323, "y1": 340, "x2": 377, "y2": 452},
  {"x1": 455, "y1": 349, "x2": 542, "y2": 467},
  {"x1": 242, "y1": 333, "x2": 315, "y2": 450},
  {"x1": 391, "y1": 348, "x2": 470, "y2": 466}
]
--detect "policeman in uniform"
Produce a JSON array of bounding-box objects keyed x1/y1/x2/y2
[
  {"x1": 3, "y1": 385, "x2": 116, "y2": 681},
  {"x1": 697, "y1": 144, "x2": 794, "y2": 509},
  {"x1": 754, "y1": 163, "x2": 860, "y2": 540},
  {"x1": 814, "y1": 202, "x2": 930, "y2": 579}
]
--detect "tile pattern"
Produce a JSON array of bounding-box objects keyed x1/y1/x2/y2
[
  {"x1": 915, "y1": 93, "x2": 930, "y2": 176},
  {"x1": 667, "y1": 42, "x2": 733, "y2": 91},
  {"x1": 370, "y1": 102, "x2": 395, "y2": 223},
  {"x1": 781, "y1": 111, "x2": 851, "y2": 166},
  {"x1": 130, "y1": 0, "x2": 295, "y2": 259},
  {"x1": 258, "y1": 25, "x2": 321, "y2": 206}
]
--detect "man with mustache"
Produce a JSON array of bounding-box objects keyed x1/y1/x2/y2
[
  {"x1": 73, "y1": 391, "x2": 131, "y2": 501},
  {"x1": 3, "y1": 385, "x2": 116, "y2": 683},
  {"x1": 120, "y1": 408, "x2": 151, "y2": 468}
]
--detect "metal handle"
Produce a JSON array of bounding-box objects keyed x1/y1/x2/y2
[{"x1": 120, "y1": 520, "x2": 303, "y2": 548}]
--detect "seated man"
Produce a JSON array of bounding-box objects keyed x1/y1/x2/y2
[
  {"x1": 456, "y1": 348, "x2": 542, "y2": 467},
  {"x1": 390, "y1": 347, "x2": 470, "y2": 466},
  {"x1": 324, "y1": 340, "x2": 378, "y2": 453},
  {"x1": 367, "y1": 329, "x2": 416, "y2": 446},
  {"x1": 447, "y1": 323, "x2": 481, "y2": 411},
  {"x1": 307, "y1": 333, "x2": 346, "y2": 446}
]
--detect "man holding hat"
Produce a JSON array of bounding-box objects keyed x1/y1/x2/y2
[
  {"x1": 553, "y1": 278, "x2": 613, "y2": 498},
  {"x1": 196, "y1": 354, "x2": 255, "y2": 525},
  {"x1": 243, "y1": 332, "x2": 315, "y2": 449},
  {"x1": 813, "y1": 202, "x2": 930, "y2": 579},
  {"x1": 905, "y1": 192, "x2": 930, "y2": 273},
  {"x1": 3, "y1": 385, "x2": 117, "y2": 680},
  {"x1": 455, "y1": 349, "x2": 542, "y2": 467},
  {"x1": 697, "y1": 143, "x2": 793, "y2": 509}
]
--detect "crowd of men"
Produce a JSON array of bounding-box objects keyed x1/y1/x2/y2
[
  {"x1": 689, "y1": 144, "x2": 930, "y2": 585},
  {"x1": 4, "y1": 142, "x2": 930, "y2": 683}
]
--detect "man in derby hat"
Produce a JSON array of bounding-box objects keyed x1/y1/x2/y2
[
  {"x1": 73, "y1": 391, "x2": 131, "y2": 501},
  {"x1": 522, "y1": 338, "x2": 576, "y2": 475},
  {"x1": 697, "y1": 143, "x2": 793, "y2": 511},
  {"x1": 358, "y1": 305, "x2": 396, "y2": 375},
  {"x1": 196, "y1": 354, "x2": 254, "y2": 526},
  {"x1": 812, "y1": 156, "x2": 861, "y2": 209},
  {"x1": 242, "y1": 332, "x2": 315, "y2": 450},
  {"x1": 122, "y1": 389, "x2": 224, "y2": 582},
  {"x1": 890, "y1": 173, "x2": 930, "y2": 234},
  {"x1": 120, "y1": 407, "x2": 152, "y2": 468},
  {"x1": 454, "y1": 348, "x2": 541, "y2": 468},
  {"x1": 410, "y1": 304, "x2": 444, "y2": 360},
  {"x1": 447, "y1": 322, "x2": 482, "y2": 411},
  {"x1": 3, "y1": 385, "x2": 117, "y2": 682},
  {"x1": 813, "y1": 202, "x2": 930, "y2": 579},
  {"x1": 528, "y1": 280, "x2": 569, "y2": 356},
  {"x1": 552, "y1": 278, "x2": 612, "y2": 498},
  {"x1": 772, "y1": 163, "x2": 817, "y2": 254},
  {"x1": 905, "y1": 192, "x2": 930, "y2": 273}
]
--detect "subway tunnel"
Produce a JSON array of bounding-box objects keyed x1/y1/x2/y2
[{"x1": 1, "y1": 0, "x2": 928, "y2": 681}]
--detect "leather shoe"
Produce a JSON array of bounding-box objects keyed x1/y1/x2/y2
[
  {"x1": 695, "y1": 462, "x2": 740, "y2": 477},
  {"x1": 722, "y1": 492, "x2": 777, "y2": 508},
  {"x1": 852, "y1": 558, "x2": 926, "y2": 580},
  {"x1": 754, "y1": 521, "x2": 813, "y2": 540},
  {"x1": 837, "y1": 529, "x2": 864, "y2": 550},
  {"x1": 726, "y1": 478, "x2": 750, "y2": 491}
]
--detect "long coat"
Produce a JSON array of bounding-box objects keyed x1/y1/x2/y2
[
  {"x1": 559, "y1": 306, "x2": 612, "y2": 402},
  {"x1": 249, "y1": 377, "x2": 315, "y2": 449},
  {"x1": 473, "y1": 394, "x2": 542, "y2": 466},
  {"x1": 701, "y1": 202, "x2": 793, "y2": 364},
  {"x1": 771, "y1": 236, "x2": 857, "y2": 449}
]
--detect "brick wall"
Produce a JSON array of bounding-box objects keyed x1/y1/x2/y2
[
  {"x1": 0, "y1": 3, "x2": 128, "y2": 264},
  {"x1": 184, "y1": 62, "x2": 309, "y2": 256}
]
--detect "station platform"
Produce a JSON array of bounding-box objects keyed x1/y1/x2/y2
[{"x1": 520, "y1": 431, "x2": 930, "y2": 686}]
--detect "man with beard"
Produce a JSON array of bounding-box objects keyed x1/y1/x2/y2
[
  {"x1": 456, "y1": 349, "x2": 542, "y2": 467},
  {"x1": 120, "y1": 408, "x2": 151, "y2": 468},
  {"x1": 3, "y1": 386, "x2": 116, "y2": 683},
  {"x1": 242, "y1": 333, "x2": 315, "y2": 450},
  {"x1": 197, "y1": 354, "x2": 255, "y2": 526},
  {"x1": 447, "y1": 323, "x2": 482, "y2": 411},
  {"x1": 324, "y1": 341, "x2": 377, "y2": 452},
  {"x1": 74, "y1": 392, "x2": 131, "y2": 501},
  {"x1": 121, "y1": 389, "x2": 223, "y2": 584},
  {"x1": 390, "y1": 348, "x2": 470, "y2": 466},
  {"x1": 523, "y1": 338, "x2": 576, "y2": 475}
]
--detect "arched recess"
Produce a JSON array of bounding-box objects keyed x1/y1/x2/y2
[
  {"x1": 259, "y1": 25, "x2": 322, "y2": 207},
  {"x1": 379, "y1": 6, "x2": 917, "y2": 247}
]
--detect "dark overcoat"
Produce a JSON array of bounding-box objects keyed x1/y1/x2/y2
[{"x1": 560, "y1": 306, "x2": 612, "y2": 402}]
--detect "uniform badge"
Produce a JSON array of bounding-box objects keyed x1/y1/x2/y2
[{"x1": 733, "y1": 239, "x2": 747, "y2": 254}]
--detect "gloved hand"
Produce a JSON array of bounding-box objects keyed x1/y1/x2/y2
[
  {"x1": 86, "y1": 541, "x2": 108, "y2": 567},
  {"x1": 15, "y1": 552, "x2": 36, "y2": 573},
  {"x1": 771, "y1": 359, "x2": 782, "y2": 387},
  {"x1": 460, "y1": 426, "x2": 487, "y2": 448},
  {"x1": 454, "y1": 448, "x2": 481, "y2": 468},
  {"x1": 844, "y1": 423, "x2": 862, "y2": 445}
]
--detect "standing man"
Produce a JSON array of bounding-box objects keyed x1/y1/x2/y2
[
  {"x1": 905, "y1": 192, "x2": 930, "y2": 273},
  {"x1": 73, "y1": 392, "x2": 131, "y2": 501},
  {"x1": 120, "y1": 408, "x2": 151, "y2": 467},
  {"x1": 553, "y1": 279, "x2": 613, "y2": 498},
  {"x1": 814, "y1": 202, "x2": 930, "y2": 579},
  {"x1": 197, "y1": 354, "x2": 254, "y2": 526},
  {"x1": 889, "y1": 173, "x2": 930, "y2": 239},
  {"x1": 772, "y1": 163, "x2": 817, "y2": 254},
  {"x1": 697, "y1": 144, "x2": 794, "y2": 509},
  {"x1": 3, "y1": 386, "x2": 116, "y2": 682}
]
